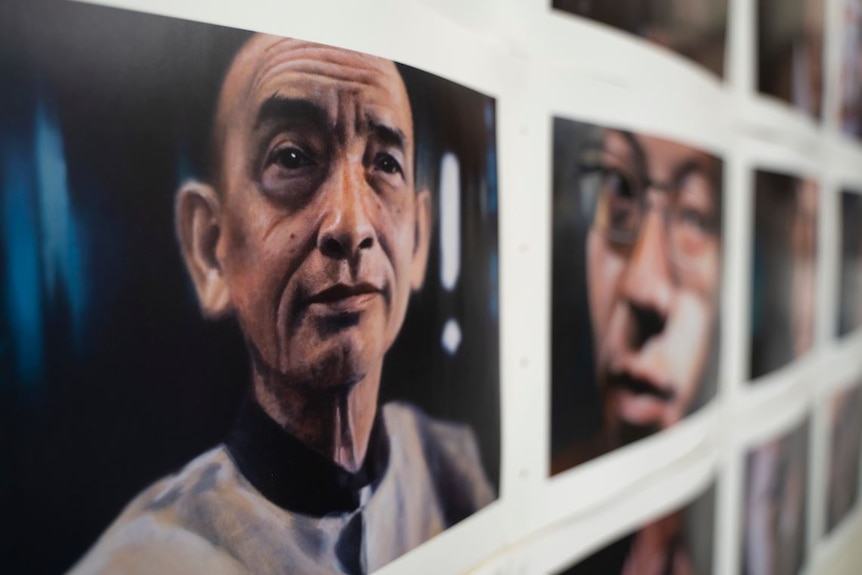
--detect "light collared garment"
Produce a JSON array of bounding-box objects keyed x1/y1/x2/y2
[{"x1": 69, "y1": 401, "x2": 494, "y2": 575}]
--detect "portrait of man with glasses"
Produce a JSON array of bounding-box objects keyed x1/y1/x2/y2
[{"x1": 550, "y1": 118, "x2": 722, "y2": 475}]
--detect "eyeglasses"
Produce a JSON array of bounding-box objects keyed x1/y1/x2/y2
[{"x1": 578, "y1": 155, "x2": 719, "y2": 269}]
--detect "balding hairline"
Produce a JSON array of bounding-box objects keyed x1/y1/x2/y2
[{"x1": 205, "y1": 34, "x2": 416, "y2": 195}]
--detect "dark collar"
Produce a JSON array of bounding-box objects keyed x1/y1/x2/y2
[{"x1": 225, "y1": 396, "x2": 390, "y2": 516}]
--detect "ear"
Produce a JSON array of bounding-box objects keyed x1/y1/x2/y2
[
  {"x1": 410, "y1": 188, "x2": 432, "y2": 290},
  {"x1": 175, "y1": 181, "x2": 232, "y2": 318}
]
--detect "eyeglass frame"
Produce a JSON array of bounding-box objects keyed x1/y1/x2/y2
[{"x1": 576, "y1": 139, "x2": 722, "y2": 271}]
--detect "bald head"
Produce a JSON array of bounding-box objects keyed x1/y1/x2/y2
[{"x1": 207, "y1": 35, "x2": 414, "y2": 191}]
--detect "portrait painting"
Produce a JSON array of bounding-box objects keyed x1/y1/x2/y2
[
  {"x1": 550, "y1": 117, "x2": 722, "y2": 475},
  {"x1": 749, "y1": 171, "x2": 818, "y2": 380},
  {"x1": 825, "y1": 383, "x2": 862, "y2": 534},
  {"x1": 757, "y1": 0, "x2": 824, "y2": 118},
  {"x1": 741, "y1": 418, "x2": 809, "y2": 575},
  {"x1": 837, "y1": 190, "x2": 862, "y2": 337},
  {"x1": 555, "y1": 482, "x2": 716, "y2": 575},
  {"x1": 551, "y1": 0, "x2": 728, "y2": 78},
  {"x1": 0, "y1": 1, "x2": 500, "y2": 574}
]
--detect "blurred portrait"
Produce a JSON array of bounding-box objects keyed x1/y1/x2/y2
[
  {"x1": 837, "y1": 190, "x2": 862, "y2": 337},
  {"x1": 840, "y1": 0, "x2": 862, "y2": 138},
  {"x1": 826, "y1": 383, "x2": 862, "y2": 533},
  {"x1": 741, "y1": 419, "x2": 809, "y2": 575},
  {"x1": 749, "y1": 171, "x2": 818, "y2": 380},
  {"x1": 0, "y1": 2, "x2": 500, "y2": 574},
  {"x1": 551, "y1": 118, "x2": 722, "y2": 475},
  {"x1": 556, "y1": 483, "x2": 715, "y2": 575},
  {"x1": 551, "y1": 0, "x2": 728, "y2": 78},
  {"x1": 757, "y1": 0, "x2": 824, "y2": 118}
]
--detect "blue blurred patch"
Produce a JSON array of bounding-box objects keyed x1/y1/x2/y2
[
  {"x1": 34, "y1": 99, "x2": 87, "y2": 347},
  {"x1": 2, "y1": 137, "x2": 44, "y2": 388},
  {"x1": 1, "y1": 92, "x2": 88, "y2": 391}
]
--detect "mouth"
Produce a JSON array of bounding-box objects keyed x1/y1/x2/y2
[
  {"x1": 604, "y1": 369, "x2": 678, "y2": 430},
  {"x1": 305, "y1": 282, "x2": 382, "y2": 313},
  {"x1": 607, "y1": 371, "x2": 676, "y2": 403}
]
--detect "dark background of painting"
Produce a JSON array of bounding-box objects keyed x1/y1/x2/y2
[
  {"x1": 551, "y1": 0, "x2": 728, "y2": 78},
  {"x1": 556, "y1": 482, "x2": 716, "y2": 575},
  {"x1": 749, "y1": 170, "x2": 816, "y2": 380},
  {"x1": 550, "y1": 117, "x2": 721, "y2": 475},
  {"x1": 838, "y1": 191, "x2": 862, "y2": 337},
  {"x1": 0, "y1": 1, "x2": 500, "y2": 573}
]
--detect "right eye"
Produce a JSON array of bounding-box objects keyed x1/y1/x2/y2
[
  {"x1": 602, "y1": 169, "x2": 634, "y2": 200},
  {"x1": 600, "y1": 168, "x2": 639, "y2": 236},
  {"x1": 260, "y1": 142, "x2": 324, "y2": 206},
  {"x1": 270, "y1": 146, "x2": 315, "y2": 170}
]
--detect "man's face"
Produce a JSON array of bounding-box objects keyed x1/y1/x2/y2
[
  {"x1": 586, "y1": 130, "x2": 721, "y2": 440},
  {"x1": 210, "y1": 37, "x2": 428, "y2": 391}
]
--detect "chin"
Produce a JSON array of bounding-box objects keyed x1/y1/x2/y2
[
  {"x1": 614, "y1": 417, "x2": 661, "y2": 446},
  {"x1": 294, "y1": 332, "x2": 383, "y2": 391}
]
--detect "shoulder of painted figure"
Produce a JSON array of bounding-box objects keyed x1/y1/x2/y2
[{"x1": 381, "y1": 401, "x2": 495, "y2": 525}]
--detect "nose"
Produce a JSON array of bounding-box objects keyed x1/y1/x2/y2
[
  {"x1": 318, "y1": 161, "x2": 376, "y2": 261},
  {"x1": 619, "y1": 208, "x2": 673, "y2": 347}
]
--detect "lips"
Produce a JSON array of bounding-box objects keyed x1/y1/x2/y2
[
  {"x1": 606, "y1": 370, "x2": 677, "y2": 428},
  {"x1": 607, "y1": 371, "x2": 676, "y2": 402},
  {"x1": 305, "y1": 282, "x2": 382, "y2": 312}
]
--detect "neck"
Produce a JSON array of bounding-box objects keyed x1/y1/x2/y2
[{"x1": 253, "y1": 364, "x2": 382, "y2": 474}]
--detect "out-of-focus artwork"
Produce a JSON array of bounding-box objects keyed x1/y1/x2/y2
[
  {"x1": 742, "y1": 419, "x2": 809, "y2": 575},
  {"x1": 750, "y1": 171, "x2": 818, "y2": 379},
  {"x1": 551, "y1": 117, "x2": 722, "y2": 475},
  {"x1": 552, "y1": 0, "x2": 728, "y2": 77},
  {"x1": 826, "y1": 384, "x2": 862, "y2": 533},
  {"x1": 757, "y1": 0, "x2": 824, "y2": 118}
]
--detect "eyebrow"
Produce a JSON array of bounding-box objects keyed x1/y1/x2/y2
[
  {"x1": 254, "y1": 95, "x2": 328, "y2": 131},
  {"x1": 367, "y1": 119, "x2": 407, "y2": 154}
]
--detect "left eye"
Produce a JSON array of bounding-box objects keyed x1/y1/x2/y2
[
  {"x1": 373, "y1": 153, "x2": 403, "y2": 176},
  {"x1": 677, "y1": 208, "x2": 713, "y2": 233}
]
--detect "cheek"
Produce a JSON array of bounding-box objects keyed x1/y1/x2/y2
[
  {"x1": 379, "y1": 194, "x2": 416, "y2": 273},
  {"x1": 663, "y1": 292, "x2": 715, "y2": 389},
  {"x1": 690, "y1": 244, "x2": 721, "y2": 299},
  {"x1": 587, "y1": 232, "x2": 626, "y2": 345},
  {"x1": 220, "y1": 204, "x2": 308, "y2": 347}
]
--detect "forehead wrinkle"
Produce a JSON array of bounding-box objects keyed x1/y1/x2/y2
[
  {"x1": 216, "y1": 36, "x2": 400, "y2": 132},
  {"x1": 214, "y1": 34, "x2": 414, "y2": 179},
  {"x1": 251, "y1": 40, "x2": 400, "y2": 97}
]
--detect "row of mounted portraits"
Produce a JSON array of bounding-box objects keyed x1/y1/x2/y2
[
  {"x1": 552, "y1": 0, "x2": 852, "y2": 131},
  {"x1": 520, "y1": 375, "x2": 862, "y2": 575},
  {"x1": 2, "y1": 0, "x2": 862, "y2": 574}
]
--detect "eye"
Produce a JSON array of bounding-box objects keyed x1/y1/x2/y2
[
  {"x1": 260, "y1": 141, "x2": 325, "y2": 206},
  {"x1": 271, "y1": 146, "x2": 315, "y2": 170},
  {"x1": 677, "y1": 208, "x2": 714, "y2": 233},
  {"x1": 580, "y1": 164, "x2": 641, "y2": 244},
  {"x1": 603, "y1": 169, "x2": 634, "y2": 199},
  {"x1": 373, "y1": 152, "x2": 403, "y2": 176},
  {"x1": 675, "y1": 171, "x2": 717, "y2": 235}
]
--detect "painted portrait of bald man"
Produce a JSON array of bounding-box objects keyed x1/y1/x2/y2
[
  {"x1": 58, "y1": 33, "x2": 494, "y2": 575},
  {"x1": 0, "y1": 0, "x2": 501, "y2": 570}
]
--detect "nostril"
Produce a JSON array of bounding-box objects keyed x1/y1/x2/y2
[
  {"x1": 628, "y1": 302, "x2": 666, "y2": 349},
  {"x1": 358, "y1": 237, "x2": 373, "y2": 250},
  {"x1": 320, "y1": 236, "x2": 345, "y2": 259}
]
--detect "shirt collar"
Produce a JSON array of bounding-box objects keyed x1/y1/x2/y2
[{"x1": 225, "y1": 395, "x2": 390, "y2": 516}]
